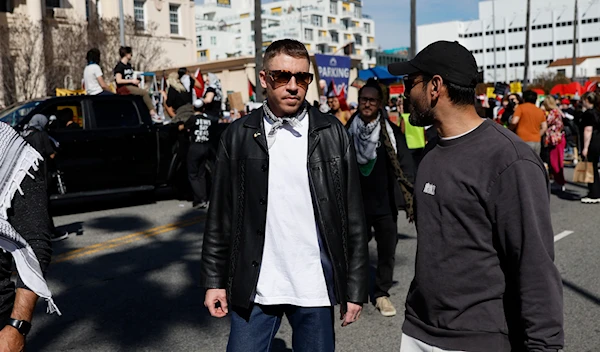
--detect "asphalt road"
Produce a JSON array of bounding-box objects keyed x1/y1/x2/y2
[{"x1": 24, "y1": 167, "x2": 600, "y2": 352}]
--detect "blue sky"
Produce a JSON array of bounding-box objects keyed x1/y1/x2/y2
[{"x1": 195, "y1": 0, "x2": 485, "y2": 49}]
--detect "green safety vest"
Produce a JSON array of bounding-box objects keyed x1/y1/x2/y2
[{"x1": 401, "y1": 113, "x2": 425, "y2": 149}]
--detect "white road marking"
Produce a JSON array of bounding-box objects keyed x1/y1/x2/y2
[{"x1": 554, "y1": 231, "x2": 575, "y2": 242}]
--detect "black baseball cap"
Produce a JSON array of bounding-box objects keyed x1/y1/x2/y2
[{"x1": 388, "y1": 41, "x2": 479, "y2": 88}]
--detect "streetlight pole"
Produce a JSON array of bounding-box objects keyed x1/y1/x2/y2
[
  {"x1": 492, "y1": 0, "x2": 497, "y2": 85},
  {"x1": 523, "y1": 0, "x2": 531, "y2": 88},
  {"x1": 410, "y1": 0, "x2": 416, "y2": 59},
  {"x1": 119, "y1": 0, "x2": 125, "y2": 46},
  {"x1": 254, "y1": 0, "x2": 264, "y2": 102},
  {"x1": 571, "y1": 0, "x2": 578, "y2": 81}
]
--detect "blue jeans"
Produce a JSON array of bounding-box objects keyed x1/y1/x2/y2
[{"x1": 227, "y1": 304, "x2": 335, "y2": 352}]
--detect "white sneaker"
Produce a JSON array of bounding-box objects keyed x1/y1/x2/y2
[
  {"x1": 581, "y1": 197, "x2": 600, "y2": 204},
  {"x1": 375, "y1": 297, "x2": 397, "y2": 317}
]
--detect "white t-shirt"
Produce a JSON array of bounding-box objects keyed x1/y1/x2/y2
[
  {"x1": 83, "y1": 64, "x2": 104, "y2": 95},
  {"x1": 254, "y1": 117, "x2": 332, "y2": 307}
]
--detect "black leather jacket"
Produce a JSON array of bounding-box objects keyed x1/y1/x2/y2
[{"x1": 201, "y1": 105, "x2": 369, "y2": 313}]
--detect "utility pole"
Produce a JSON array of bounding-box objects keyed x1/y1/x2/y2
[
  {"x1": 254, "y1": 0, "x2": 264, "y2": 102},
  {"x1": 119, "y1": 0, "x2": 125, "y2": 46},
  {"x1": 492, "y1": 0, "x2": 497, "y2": 85},
  {"x1": 571, "y1": 0, "x2": 578, "y2": 81},
  {"x1": 410, "y1": 0, "x2": 416, "y2": 59},
  {"x1": 523, "y1": 0, "x2": 531, "y2": 88}
]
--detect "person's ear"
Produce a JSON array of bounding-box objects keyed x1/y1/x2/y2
[
  {"x1": 259, "y1": 70, "x2": 268, "y2": 90},
  {"x1": 431, "y1": 75, "x2": 443, "y2": 101}
]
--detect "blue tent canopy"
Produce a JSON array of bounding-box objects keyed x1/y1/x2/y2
[{"x1": 358, "y1": 66, "x2": 402, "y2": 83}]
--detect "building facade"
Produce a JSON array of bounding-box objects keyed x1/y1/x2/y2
[
  {"x1": 417, "y1": 0, "x2": 600, "y2": 83},
  {"x1": 195, "y1": 0, "x2": 377, "y2": 69}
]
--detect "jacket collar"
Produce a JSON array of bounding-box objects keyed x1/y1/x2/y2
[
  {"x1": 243, "y1": 103, "x2": 332, "y2": 133},
  {"x1": 243, "y1": 103, "x2": 332, "y2": 156}
]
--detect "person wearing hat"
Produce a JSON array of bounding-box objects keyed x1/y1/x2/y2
[{"x1": 388, "y1": 41, "x2": 564, "y2": 352}]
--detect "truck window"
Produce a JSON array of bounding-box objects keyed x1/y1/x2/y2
[
  {"x1": 40, "y1": 101, "x2": 85, "y2": 130},
  {"x1": 0, "y1": 101, "x2": 42, "y2": 127},
  {"x1": 92, "y1": 100, "x2": 140, "y2": 129}
]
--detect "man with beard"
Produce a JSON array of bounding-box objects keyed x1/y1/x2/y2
[
  {"x1": 201, "y1": 39, "x2": 368, "y2": 351},
  {"x1": 388, "y1": 41, "x2": 564, "y2": 352},
  {"x1": 346, "y1": 78, "x2": 415, "y2": 317}
]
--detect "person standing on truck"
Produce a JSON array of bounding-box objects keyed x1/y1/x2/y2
[
  {"x1": 83, "y1": 48, "x2": 112, "y2": 96},
  {"x1": 184, "y1": 100, "x2": 214, "y2": 209},
  {"x1": 113, "y1": 46, "x2": 162, "y2": 123},
  {"x1": 193, "y1": 73, "x2": 222, "y2": 122}
]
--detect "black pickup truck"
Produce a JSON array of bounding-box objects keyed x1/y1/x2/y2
[{"x1": 0, "y1": 95, "x2": 207, "y2": 200}]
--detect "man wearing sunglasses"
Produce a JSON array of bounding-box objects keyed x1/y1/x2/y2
[
  {"x1": 201, "y1": 39, "x2": 368, "y2": 351},
  {"x1": 389, "y1": 41, "x2": 563, "y2": 352},
  {"x1": 346, "y1": 78, "x2": 415, "y2": 318}
]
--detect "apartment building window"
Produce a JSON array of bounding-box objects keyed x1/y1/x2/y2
[
  {"x1": 211, "y1": 36, "x2": 216, "y2": 45},
  {"x1": 330, "y1": 1, "x2": 337, "y2": 15},
  {"x1": 169, "y1": 4, "x2": 180, "y2": 35},
  {"x1": 596, "y1": 68, "x2": 600, "y2": 75},
  {"x1": 354, "y1": 34, "x2": 362, "y2": 45},
  {"x1": 197, "y1": 35, "x2": 202, "y2": 48},
  {"x1": 305, "y1": 28, "x2": 313, "y2": 41},
  {"x1": 364, "y1": 23, "x2": 371, "y2": 34},
  {"x1": 354, "y1": 6, "x2": 362, "y2": 18},
  {"x1": 331, "y1": 31, "x2": 339, "y2": 43},
  {"x1": 557, "y1": 69, "x2": 566, "y2": 76},
  {"x1": 134, "y1": 1, "x2": 145, "y2": 30},
  {"x1": 311, "y1": 15, "x2": 322, "y2": 27}
]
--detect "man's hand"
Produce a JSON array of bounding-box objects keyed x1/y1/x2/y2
[
  {"x1": 0, "y1": 325, "x2": 25, "y2": 352},
  {"x1": 204, "y1": 289, "x2": 228, "y2": 318},
  {"x1": 340, "y1": 302, "x2": 362, "y2": 327},
  {"x1": 132, "y1": 78, "x2": 141, "y2": 86},
  {"x1": 582, "y1": 148, "x2": 588, "y2": 158}
]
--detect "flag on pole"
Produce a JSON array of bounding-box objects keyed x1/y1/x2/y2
[
  {"x1": 194, "y1": 68, "x2": 205, "y2": 98},
  {"x1": 248, "y1": 78, "x2": 256, "y2": 102}
]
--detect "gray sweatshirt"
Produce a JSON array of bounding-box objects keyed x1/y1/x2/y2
[{"x1": 403, "y1": 119, "x2": 564, "y2": 352}]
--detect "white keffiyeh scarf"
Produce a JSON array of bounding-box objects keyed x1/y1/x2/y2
[
  {"x1": 263, "y1": 100, "x2": 309, "y2": 148},
  {"x1": 0, "y1": 122, "x2": 61, "y2": 316},
  {"x1": 348, "y1": 113, "x2": 397, "y2": 165}
]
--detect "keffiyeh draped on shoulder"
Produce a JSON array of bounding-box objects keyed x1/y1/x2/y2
[{"x1": 0, "y1": 122, "x2": 61, "y2": 315}]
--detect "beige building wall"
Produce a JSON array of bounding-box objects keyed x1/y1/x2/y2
[{"x1": 99, "y1": 0, "x2": 196, "y2": 68}]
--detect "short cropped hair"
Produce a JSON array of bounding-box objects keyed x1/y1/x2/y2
[
  {"x1": 119, "y1": 46, "x2": 133, "y2": 58},
  {"x1": 523, "y1": 90, "x2": 538, "y2": 104},
  {"x1": 263, "y1": 39, "x2": 310, "y2": 70},
  {"x1": 86, "y1": 48, "x2": 101, "y2": 65}
]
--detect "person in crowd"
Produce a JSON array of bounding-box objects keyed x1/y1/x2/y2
[
  {"x1": 164, "y1": 72, "x2": 194, "y2": 124},
  {"x1": 201, "y1": 39, "x2": 368, "y2": 351},
  {"x1": 57, "y1": 109, "x2": 80, "y2": 130},
  {"x1": 542, "y1": 96, "x2": 567, "y2": 191},
  {"x1": 0, "y1": 122, "x2": 59, "y2": 351},
  {"x1": 494, "y1": 95, "x2": 510, "y2": 125},
  {"x1": 178, "y1": 67, "x2": 204, "y2": 102},
  {"x1": 510, "y1": 90, "x2": 548, "y2": 155},
  {"x1": 580, "y1": 92, "x2": 600, "y2": 204},
  {"x1": 327, "y1": 93, "x2": 351, "y2": 125},
  {"x1": 22, "y1": 114, "x2": 69, "y2": 242},
  {"x1": 113, "y1": 46, "x2": 161, "y2": 122},
  {"x1": 83, "y1": 48, "x2": 112, "y2": 96},
  {"x1": 184, "y1": 100, "x2": 215, "y2": 209},
  {"x1": 346, "y1": 78, "x2": 415, "y2": 317},
  {"x1": 349, "y1": 102, "x2": 358, "y2": 115},
  {"x1": 388, "y1": 40, "x2": 564, "y2": 352},
  {"x1": 195, "y1": 73, "x2": 223, "y2": 122}
]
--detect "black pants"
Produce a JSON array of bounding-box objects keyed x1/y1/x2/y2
[
  {"x1": 187, "y1": 143, "x2": 211, "y2": 204},
  {"x1": 588, "y1": 139, "x2": 600, "y2": 198},
  {"x1": 366, "y1": 213, "x2": 398, "y2": 299}
]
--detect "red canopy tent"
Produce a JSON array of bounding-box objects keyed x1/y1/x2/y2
[
  {"x1": 584, "y1": 80, "x2": 598, "y2": 92},
  {"x1": 531, "y1": 88, "x2": 545, "y2": 96}
]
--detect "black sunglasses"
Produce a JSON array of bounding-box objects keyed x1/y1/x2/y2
[{"x1": 266, "y1": 70, "x2": 314, "y2": 89}]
